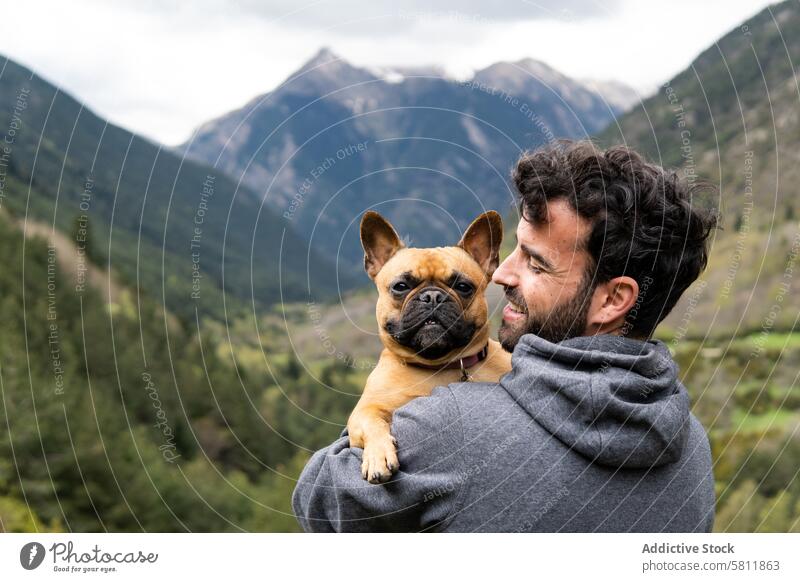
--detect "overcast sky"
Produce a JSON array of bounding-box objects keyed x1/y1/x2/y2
[{"x1": 0, "y1": 0, "x2": 778, "y2": 145}]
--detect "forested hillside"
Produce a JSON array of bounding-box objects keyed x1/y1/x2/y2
[
  {"x1": 0, "y1": 212, "x2": 356, "y2": 531},
  {"x1": 0, "y1": 56, "x2": 350, "y2": 324}
]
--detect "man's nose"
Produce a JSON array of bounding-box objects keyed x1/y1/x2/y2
[
  {"x1": 418, "y1": 287, "x2": 448, "y2": 305},
  {"x1": 492, "y1": 253, "x2": 518, "y2": 287}
]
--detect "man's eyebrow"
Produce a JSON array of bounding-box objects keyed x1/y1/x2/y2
[{"x1": 519, "y1": 243, "x2": 554, "y2": 271}]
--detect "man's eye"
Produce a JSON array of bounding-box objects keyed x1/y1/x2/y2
[
  {"x1": 453, "y1": 281, "x2": 474, "y2": 294},
  {"x1": 528, "y1": 262, "x2": 544, "y2": 274},
  {"x1": 391, "y1": 281, "x2": 410, "y2": 293}
]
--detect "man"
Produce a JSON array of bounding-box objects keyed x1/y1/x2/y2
[{"x1": 292, "y1": 140, "x2": 718, "y2": 532}]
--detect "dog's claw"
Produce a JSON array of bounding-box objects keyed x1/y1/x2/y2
[{"x1": 361, "y1": 437, "x2": 400, "y2": 484}]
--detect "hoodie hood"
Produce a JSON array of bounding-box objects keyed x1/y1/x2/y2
[{"x1": 501, "y1": 333, "x2": 690, "y2": 469}]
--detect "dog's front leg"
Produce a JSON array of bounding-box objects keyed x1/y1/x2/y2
[{"x1": 348, "y1": 403, "x2": 399, "y2": 484}]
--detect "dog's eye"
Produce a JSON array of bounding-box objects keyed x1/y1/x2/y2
[
  {"x1": 391, "y1": 281, "x2": 411, "y2": 294},
  {"x1": 453, "y1": 281, "x2": 474, "y2": 295}
]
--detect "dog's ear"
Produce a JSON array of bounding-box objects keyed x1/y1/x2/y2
[
  {"x1": 457, "y1": 211, "x2": 504, "y2": 276},
  {"x1": 361, "y1": 211, "x2": 404, "y2": 279}
]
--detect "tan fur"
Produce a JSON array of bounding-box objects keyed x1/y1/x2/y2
[{"x1": 348, "y1": 211, "x2": 512, "y2": 483}]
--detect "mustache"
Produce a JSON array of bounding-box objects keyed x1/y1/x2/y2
[{"x1": 503, "y1": 286, "x2": 528, "y2": 314}]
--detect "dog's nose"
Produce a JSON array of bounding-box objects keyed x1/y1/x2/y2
[{"x1": 418, "y1": 287, "x2": 447, "y2": 305}]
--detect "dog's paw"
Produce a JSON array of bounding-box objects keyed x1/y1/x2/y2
[{"x1": 361, "y1": 436, "x2": 399, "y2": 484}]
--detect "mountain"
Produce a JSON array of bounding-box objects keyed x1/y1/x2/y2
[
  {"x1": 179, "y1": 49, "x2": 635, "y2": 268},
  {"x1": 599, "y1": 0, "x2": 800, "y2": 337},
  {"x1": 471, "y1": 58, "x2": 621, "y2": 124},
  {"x1": 579, "y1": 79, "x2": 642, "y2": 112},
  {"x1": 0, "y1": 55, "x2": 349, "y2": 323}
]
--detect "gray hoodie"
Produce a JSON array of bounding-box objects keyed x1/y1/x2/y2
[{"x1": 292, "y1": 333, "x2": 715, "y2": 532}]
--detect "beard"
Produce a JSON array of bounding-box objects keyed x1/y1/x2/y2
[{"x1": 498, "y1": 270, "x2": 595, "y2": 351}]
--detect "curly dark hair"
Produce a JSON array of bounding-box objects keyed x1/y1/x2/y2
[{"x1": 513, "y1": 140, "x2": 718, "y2": 338}]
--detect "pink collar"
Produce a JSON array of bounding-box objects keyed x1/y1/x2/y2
[{"x1": 412, "y1": 344, "x2": 489, "y2": 381}]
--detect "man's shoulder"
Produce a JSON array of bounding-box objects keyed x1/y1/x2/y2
[
  {"x1": 391, "y1": 385, "x2": 461, "y2": 433},
  {"x1": 444, "y1": 381, "x2": 514, "y2": 415},
  {"x1": 392, "y1": 381, "x2": 512, "y2": 435},
  {"x1": 684, "y1": 412, "x2": 713, "y2": 464},
  {"x1": 387, "y1": 386, "x2": 471, "y2": 480}
]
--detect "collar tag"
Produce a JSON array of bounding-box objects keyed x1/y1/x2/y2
[{"x1": 459, "y1": 358, "x2": 472, "y2": 382}]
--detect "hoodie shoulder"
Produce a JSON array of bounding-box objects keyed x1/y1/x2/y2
[
  {"x1": 443, "y1": 381, "x2": 518, "y2": 420},
  {"x1": 671, "y1": 413, "x2": 716, "y2": 532}
]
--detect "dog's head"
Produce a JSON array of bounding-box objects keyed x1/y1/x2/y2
[{"x1": 361, "y1": 210, "x2": 503, "y2": 365}]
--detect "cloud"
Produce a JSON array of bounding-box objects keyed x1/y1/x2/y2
[
  {"x1": 238, "y1": 0, "x2": 621, "y2": 26},
  {"x1": 0, "y1": 0, "x2": 778, "y2": 145},
  {"x1": 121, "y1": 0, "x2": 621, "y2": 37}
]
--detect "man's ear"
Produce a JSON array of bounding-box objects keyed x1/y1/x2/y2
[
  {"x1": 457, "y1": 211, "x2": 504, "y2": 276},
  {"x1": 586, "y1": 276, "x2": 641, "y2": 335},
  {"x1": 361, "y1": 211, "x2": 404, "y2": 279}
]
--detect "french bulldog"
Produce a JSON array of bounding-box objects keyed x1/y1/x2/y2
[{"x1": 348, "y1": 210, "x2": 512, "y2": 483}]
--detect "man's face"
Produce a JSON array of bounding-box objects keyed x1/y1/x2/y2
[{"x1": 492, "y1": 199, "x2": 596, "y2": 350}]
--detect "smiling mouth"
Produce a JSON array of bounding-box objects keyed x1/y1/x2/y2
[{"x1": 505, "y1": 300, "x2": 526, "y2": 314}]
